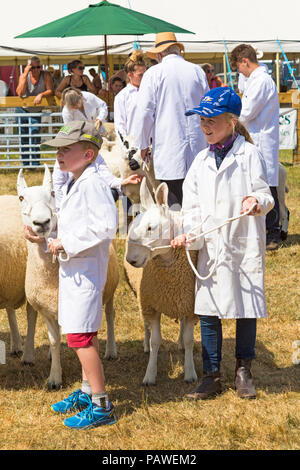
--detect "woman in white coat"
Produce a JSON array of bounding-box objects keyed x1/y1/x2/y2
[{"x1": 171, "y1": 87, "x2": 274, "y2": 400}]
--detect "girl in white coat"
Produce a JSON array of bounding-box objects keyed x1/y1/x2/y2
[{"x1": 171, "y1": 87, "x2": 274, "y2": 400}]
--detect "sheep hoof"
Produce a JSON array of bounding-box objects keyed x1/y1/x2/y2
[
  {"x1": 47, "y1": 382, "x2": 62, "y2": 391},
  {"x1": 22, "y1": 360, "x2": 34, "y2": 366},
  {"x1": 104, "y1": 353, "x2": 118, "y2": 360},
  {"x1": 10, "y1": 350, "x2": 23, "y2": 358},
  {"x1": 142, "y1": 379, "x2": 157, "y2": 386}
]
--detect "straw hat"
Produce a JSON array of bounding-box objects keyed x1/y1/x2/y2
[{"x1": 146, "y1": 32, "x2": 184, "y2": 59}]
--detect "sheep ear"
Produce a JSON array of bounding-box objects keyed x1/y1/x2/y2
[
  {"x1": 43, "y1": 164, "x2": 53, "y2": 190},
  {"x1": 17, "y1": 169, "x2": 27, "y2": 196},
  {"x1": 140, "y1": 177, "x2": 155, "y2": 211},
  {"x1": 155, "y1": 183, "x2": 169, "y2": 207}
]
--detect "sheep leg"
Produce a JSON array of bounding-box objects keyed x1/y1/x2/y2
[
  {"x1": 143, "y1": 311, "x2": 161, "y2": 386},
  {"x1": 143, "y1": 321, "x2": 150, "y2": 353},
  {"x1": 183, "y1": 316, "x2": 198, "y2": 383},
  {"x1": 21, "y1": 302, "x2": 37, "y2": 365},
  {"x1": 104, "y1": 298, "x2": 117, "y2": 359},
  {"x1": 44, "y1": 317, "x2": 62, "y2": 390},
  {"x1": 177, "y1": 318, "x2": 185, "y2": 351},
  {"x1": 6, "y1": 307, "x2": 23, "y2": 356}
]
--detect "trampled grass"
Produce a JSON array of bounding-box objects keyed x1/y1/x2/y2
[{"x1": 0, "y1": 164, "x2": 299, "y2": 450}]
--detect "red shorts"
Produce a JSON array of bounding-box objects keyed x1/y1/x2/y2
[{"x1": 66, "y1": 331, "x2": 98, "y2": 348}]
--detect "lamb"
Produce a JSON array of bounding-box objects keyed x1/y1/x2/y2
[
  {"x1": 0, "y1": 195, "x2": 37, "y2": 363},
  {"x1": 15, "y1": 165, "x2": 119, "y2": 389},
  {"x1": 124, "y1": 179, "x2": 198, "y2": 385}
]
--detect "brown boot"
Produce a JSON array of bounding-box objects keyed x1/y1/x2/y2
[
  {"x1": 186, "y1": 371, "x2": 222, "y2": 400},
  {"x1": 235, "y1": 359, "x2": 256, "y2": 399}
]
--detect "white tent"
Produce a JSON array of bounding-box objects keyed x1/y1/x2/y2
[{"x1": 0, "y1": 0, "x2": 300, "y2": 62}]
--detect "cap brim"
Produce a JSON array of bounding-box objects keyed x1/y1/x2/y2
[
  {"x1": 185, "y1": 106, "x2": 225, "y2": 117},
  {"x1": 40, "y1": 137, "x2": 78, "y2": 150}
]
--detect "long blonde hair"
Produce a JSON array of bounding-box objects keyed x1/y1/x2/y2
[
  {"x1": 61, "y1": 87, "x2": 82, "y2": 108},
  {"x1": 224, "y1": 112, "x2": 253, "y2": 144}
]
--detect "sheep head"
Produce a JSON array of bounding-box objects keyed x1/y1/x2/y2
[
  {"x1": 126, "y1": 179, "x2": 177, "y2": 268},
  {"x1": 118, "y1": 132, "x2": 145, "y2": 170},
  {"x1": 17, "y1": 164, "x2": 57, "y2": 238}
]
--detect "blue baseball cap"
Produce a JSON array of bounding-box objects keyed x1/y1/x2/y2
[{"x1": 185, "y1": 87, "x2": 242, "y2": 118}]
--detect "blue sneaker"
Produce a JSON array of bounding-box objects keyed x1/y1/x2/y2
[
  {"x1": 63, "y1": 399, "x2": 117, "y2": 430},
  {"x1": 51, "y1": 389, "x2": 91, "y2": 414}
]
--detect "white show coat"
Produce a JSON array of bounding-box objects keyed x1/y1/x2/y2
[
  {"x1": 53, "y1": 155, "x2": 122, "y2": 211},
  {"x1": 62, "y1": 91, "x2": 108, "y2": 132},
  {"x1": 114, "y1": 83, "x2": 139, "y2": 143},
  {"x1": 57, "y1": 163, "x2": 118, "y2": 334},
  {"x1": 183, "y1": 135, "x2": 274, "y2": 320},
  {"x1": 238, "y1": 63, "x2": 269, "y2": 93},
  {"x1": 239, "y1": 66, "x2": 279, "y2": 187},
  {"x1": 134, "y1": 54, "x2": 209, "y2": 180}
]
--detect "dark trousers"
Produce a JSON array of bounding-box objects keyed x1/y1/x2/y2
[
  {"x1": 266, "y1": 186, "x2": 280, "y2": 243},
  {"x1": 160, "y1": 179, "x2": 184, "y2": 207},
  {"x1": 200, "y1": 316, "x2": 257, "y2": 374},
  {"x1": 17, "y1": 107, "x2": 41, "y2": 166}
]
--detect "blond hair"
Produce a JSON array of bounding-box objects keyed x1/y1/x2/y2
[
  {"x1": 224, "y1": 113, "x2": 253, "y2": 144},
  {"x1": 124, "y1": 50, "x2": 146, "y2": 74},
  {"x1": 61, "y1": 87, "x2": 82, "y2": 108},
  {"x1": 79, "y1": 141, "x2": 100, "y2": 163}
]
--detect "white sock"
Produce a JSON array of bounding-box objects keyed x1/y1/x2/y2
[
  {"x1": 81, "y1": 380, "x2": 92, "y2": 396},
  {"x1": 92, "y1": 391, "x2": 110, "y2": 409}
]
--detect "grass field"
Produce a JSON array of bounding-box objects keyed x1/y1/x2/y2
[{"x1": 0, "y1": 163, "x2": 299, "y2": 451}]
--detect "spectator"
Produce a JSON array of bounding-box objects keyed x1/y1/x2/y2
[
  {"x1": 202, "y1": 63, "x2": 225, "y2": 89},
  {"x1": 134, "y1": 32, "x2": 209, "y2": 206},
  {"x1": 230, "y1": 44, "x2": 280, "y2": 250},
  {"x1": 16, "y1": 55, "x2": 54, "y2": 166},
  {"x1": 98, "y1": 76, "x2": 126, "y2": 120},
  {"x1": 89, "y1": 68, "x2": 103, "y2": 94},
  {"x1": 55, "y1": 60, "x2": 96, "y2": 99},
  {"x1": 52, "y1": 69, "x2": 63, "y2": 91}
]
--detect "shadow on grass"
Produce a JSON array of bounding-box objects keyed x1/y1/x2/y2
[
  {"x1": 0, "y1": 331, "x2": 299, "y2": 416},
  {"x1": 280, "y1": 234, "x2": 300, "y2": 248}
]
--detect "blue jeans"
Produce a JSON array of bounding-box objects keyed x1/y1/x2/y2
[
  {"x1": 200, "y1": 316, "x2": 257, "y2": 373},
  {"x1": 16, "y1": 107, "x2": 41, "y2": 166}
]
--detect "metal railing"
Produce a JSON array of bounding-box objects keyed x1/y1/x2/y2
[{"x1": 0, "y1": 108, "x2": 63, "y2": 169}]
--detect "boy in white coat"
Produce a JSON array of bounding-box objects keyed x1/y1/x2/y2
[
  {"x1": 230, "y1": 44, "x2": 280, "y2": 251},
  {"x1": 171, "y1": 88, "x2": 274, "y2": 400},
  {"x1": 45, "y1": 121, "x2": 118, "y2": 429}
]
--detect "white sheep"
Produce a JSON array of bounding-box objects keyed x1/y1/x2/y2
[
  {"x1": 0, "y1": 195, "x2": 37, "y2": 363},
  {"x1": 124, "y1": 179, "x2": 198, "y2": 385},
  {"x1": 16, "y1": 165, "x2": 119, "y2": 389}
]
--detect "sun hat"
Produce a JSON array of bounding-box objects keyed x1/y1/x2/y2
[
  {"x1": 185, "y1": 87, "x2": 242, "y2": 118},
  {"x1": 146, "y1": 32, "x2": 184, "y2": 59},
  {"x1": 41, "y1": 121, "x2": 103, "y2": 149}
]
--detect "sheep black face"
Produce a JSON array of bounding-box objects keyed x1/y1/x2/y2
[{"x1": 118, "y1": 131, "x2": 142, "y2": 170}]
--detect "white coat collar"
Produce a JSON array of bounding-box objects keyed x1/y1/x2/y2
[
  {"x1": 203, "y1": 134, "x2": 246, "y2": 173},
  {"x1": 126, "y1": 83, "x2": 139, "y2": 93},
  {"x1": 60, "y1": 163, "x2": 97, "y2": 204},
  {"x1": 248, "y1": 65, "x2": 267, "y2": 81}
]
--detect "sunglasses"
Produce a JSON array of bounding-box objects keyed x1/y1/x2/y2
[
  {"x1": 31, "y1": 66, "x2": 41, "y2": 70},
  {"x1": 77, "y1": 66, "x2": 85, "y2": 70}
]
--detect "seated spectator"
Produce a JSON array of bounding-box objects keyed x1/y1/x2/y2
[
  {"x1": 16, "y1": 55, "x2": 54, "y2": 166},
  {"x1": 89, "y1": 68, "x2": 103, "y2": 94},
  {"x1": 202, "y1": 63, "x2": 225, "y2": 89},
  {"x1": 98, "y1": 76, "x2": 126, "y2": 119},
  {"x1": 53, "y1": 69, "x2": 63, "y2": 91},
  {"x1": 55, "y1": 60, "x2": 96, "y2": 99}
]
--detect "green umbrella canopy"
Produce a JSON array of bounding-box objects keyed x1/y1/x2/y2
[{"x1": 15, "y1": 1, "x2": 194, "y2": 38}]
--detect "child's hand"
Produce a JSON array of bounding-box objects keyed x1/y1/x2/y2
[
  {"x1": 121, "y1": 174, "x2": 143, "y2": 186},
  {"x1": 171, "y1": 234, "x2": 187, "y2": 248},
  {"x1": 48, "y1": 238, "x2": 64, "y2": 256},
  {"x1": 24, "y1": 225, "x2": 45, "y2": 244},
  {"x1": 241, "y1": 196, "x2": 261, "y2": 215}
]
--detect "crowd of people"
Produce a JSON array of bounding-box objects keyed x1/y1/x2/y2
[{"x1": 21, "y1": 34, "x2": 281, "y2": 430}]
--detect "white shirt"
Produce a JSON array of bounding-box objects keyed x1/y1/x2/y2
[
  {"x1": 62, "y1": 91, "x2": 108, "y2": 132},
  {"x1": 114, "y1": 83, "x2": 139, "y2": 143},
  {"x1": 183, "y1": 135, "x2": 274, "y2": 319},
  {"x1": 238, "y1": 63, "x2": 269, "y2": 93},
  {"x1": 239, "y1": 66, "x2": 279, "y2": 186},
  {"x1": 134, "y1": 54, "x2": 209, "y2": 180}
]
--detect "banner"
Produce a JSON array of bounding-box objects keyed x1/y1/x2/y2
[{"x1": 279, "y1": 108, "x2": 297, "y2": 150}]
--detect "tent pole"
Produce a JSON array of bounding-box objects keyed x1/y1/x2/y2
[
  {"x1": 223, "y1": 54, "x2": 227, "y2": 86},
  {"x1": 104, "y1": 34, "x2": 111, "y2": 122},
  {"x1": 276, "y1": 52, "x2": 280, "y2": 91}
]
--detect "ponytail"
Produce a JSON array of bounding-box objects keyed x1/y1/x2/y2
[
  {"x1": 124, "y1": 50, "x2": 146, "y2": 74},
  {"x1": 224, "y1": 112, "x2": 253, "y2": 144}
]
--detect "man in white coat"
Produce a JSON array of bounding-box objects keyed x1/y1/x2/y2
[
  {"x1": 231, "y1": 44, "x2": 280, "y2": 250},
  {"x1": 134, "y1": 32, "x2": 209, "y2": 206}
]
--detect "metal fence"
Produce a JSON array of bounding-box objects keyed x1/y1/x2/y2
[{"x1": 0, "y1": 108, "x2": 63, "y2": 169}]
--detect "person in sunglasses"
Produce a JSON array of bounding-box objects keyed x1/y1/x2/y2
[
  {"x1": 55, "y1": 60, "x2": 96, "y2": 99},
  {"x1": 16, "y1": 56, "x2": 54, "y2": 166}
]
